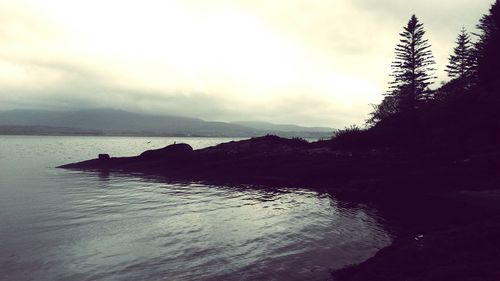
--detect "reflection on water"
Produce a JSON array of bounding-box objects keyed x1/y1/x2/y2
[
  {"x1": 0, "y1": 136, "x2": 391, "y2": 281},
  {"x1": 98, "y1": 170, "x2": 111, "y2": 183}
]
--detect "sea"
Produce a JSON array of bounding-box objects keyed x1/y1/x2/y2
[{"x1": 0, "y1": 136, "x2": 391, "y2": 281}]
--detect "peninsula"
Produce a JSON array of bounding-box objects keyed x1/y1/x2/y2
[{"x1": 60, "y1": 133, "x2": 500, "y2": 281}]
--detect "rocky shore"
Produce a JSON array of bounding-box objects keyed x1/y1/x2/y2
[{"x1": 59, "y1": 135, "x2": 500, "y2": 281}]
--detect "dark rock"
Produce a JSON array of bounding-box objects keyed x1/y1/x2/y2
[
  {"x1": 98, "y1": 154, "x2": 110, "y2": 160},
  {"x1": 200, "y1": 135, "x2": 309, "y2": 155},
  {"x1": 139, "y1": 143, "x2": 193, "y2": 159}
]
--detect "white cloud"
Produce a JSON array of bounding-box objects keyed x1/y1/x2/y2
[{"x1": 0, "y1": 0, "x2": 494, "y2": 127}]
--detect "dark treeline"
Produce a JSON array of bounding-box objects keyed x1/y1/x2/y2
[{"x1": 334, "y1": 0, "x2": 500, "y2": 151}]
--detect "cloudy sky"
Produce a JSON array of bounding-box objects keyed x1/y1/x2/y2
[{"x1": 0, "y1": 0, "x2": 493, "y2": 127}]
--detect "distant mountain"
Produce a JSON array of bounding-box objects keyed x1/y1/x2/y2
[
  {"x1": 232, "y1": 121, "x2": 333, "y2": 133},
  {"x1": 0, "y1": 125, "x2": 104, "y2": 136},
  {"x1": 0, "y1": 109, "x2": 334, "y2": 139}
]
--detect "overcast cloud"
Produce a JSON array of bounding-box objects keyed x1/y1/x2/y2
[{"x1": 0, "y1": 0, "x2": 493, "y2": 127}]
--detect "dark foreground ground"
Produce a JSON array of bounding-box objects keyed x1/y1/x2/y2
[{"x1": 60, "y1": 135, "x2": 500, "y2": 281}]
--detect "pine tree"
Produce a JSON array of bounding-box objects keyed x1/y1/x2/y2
[
  {"x1": 387, "y1": 15, "x2": 436, "y2": 112},
  {"x1": 446, "y1": 27, "x2": 474, "y2": 79}
]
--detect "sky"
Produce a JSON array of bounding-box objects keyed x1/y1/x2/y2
[{"x1": 0, "y1": 0, "x2": 493, "y2": 127}]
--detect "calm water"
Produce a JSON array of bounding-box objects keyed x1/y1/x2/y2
[{"x1": 0, "y1": 136, "x2": 391, "y2": 281}]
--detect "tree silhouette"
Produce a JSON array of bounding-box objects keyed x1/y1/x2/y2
[
  {"x1": 446, "y1": 27, "x2": 474, "y2": 79},
  {"x1": 367, "y1": 95, "x2": 398, "y2": 125},
  {"x1": 474, "y1": 0, "x2": 500, "y2": 92},
  {"x1": 387, "y1": 15, "x2": 436, "y2": 112}
]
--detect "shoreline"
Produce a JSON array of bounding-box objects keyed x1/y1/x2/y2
[{"x1": 59, "y1": 135, "x2": 500, "y2": 281}]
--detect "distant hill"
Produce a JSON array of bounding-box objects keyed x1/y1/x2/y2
[
  {"x1": 232, "y1": 121, "x2": 333, "y2": 133},
  {"x1": 0, "y1": 109, "x2": 334, "y2": 139}
]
